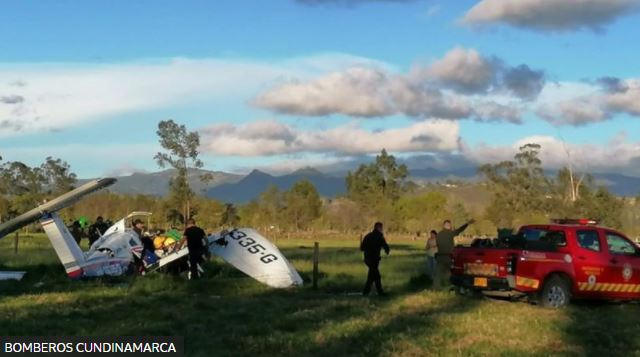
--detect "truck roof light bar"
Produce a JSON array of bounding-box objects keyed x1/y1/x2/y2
[{"x1": 550, "y1": 218, "x2": 598, "y2": 225}]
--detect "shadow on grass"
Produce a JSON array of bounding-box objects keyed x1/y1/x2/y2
[
  {"x1": 301, "y1": 295, "x2": 480, "y2": 357},
  {"x1": 2, "y1": 237, "x2": 452, "y2": 356},
  {"x1": 1, "y1": 277, "x2": 480, "y2": 357},
  {"x1": 564, "y1": 300, "x2": 640, "y2": 356},
  {"x1": 278, "y1": 245, "x2": 430, "y2": 294}
]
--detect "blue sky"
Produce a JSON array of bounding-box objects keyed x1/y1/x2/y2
[{"x1": 1, "y1": 0, "x2": 640, "y2": 177}]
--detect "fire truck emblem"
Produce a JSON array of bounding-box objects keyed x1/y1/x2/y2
[
  {"x1": 587, "y1": 275, "x2": 597, "y2": 285},
  {"x1": 623, "y1": 264, "x2": 633, "y2": 281}
]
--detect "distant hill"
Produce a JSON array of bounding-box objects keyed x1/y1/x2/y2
[
  {"x1": 409, "y1": 167, "x2": 477, "y2": 180},
  {"x1": 79, "y1": 168, "x2": 242, "y2": 196},
  {"x1": 592, "y1": 173, "x2": 640, "y2": 197},
  {"x1": 409, "y1": 168, "x2": 640, "y2": 197},
  {"x1": 77, "y1": 166, "x2": 640, "y2": 202},
  {"x1": 206, "y1": 168, "x2": 346, "y2": 203}
]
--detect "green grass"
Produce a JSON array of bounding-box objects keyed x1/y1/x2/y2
[{"x1": 2, "y1": 234, "x2": 640, "y2": 356}]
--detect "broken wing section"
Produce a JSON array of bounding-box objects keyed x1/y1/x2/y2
[{"x1": 209, "y1": 228, "x2": 303, "y2": 288}]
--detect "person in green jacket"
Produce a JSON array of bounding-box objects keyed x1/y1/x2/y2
[{"x1": 434, "y1": 218, "x2": 475, "y2": 289}]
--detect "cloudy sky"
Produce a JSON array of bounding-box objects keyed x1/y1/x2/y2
[{"x1": 1, "y1": 0, "x2": 640, "y2": 177}]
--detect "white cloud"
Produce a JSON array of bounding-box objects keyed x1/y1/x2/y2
[
  {"x1": 200, "y1": 119, "x2": 461, "y2": 156},
  {"x1": 535, "y1": 78, "x2": 640, "y2": 126},
  {"x1": 606, "y1": 79, "x2": 640, "y2": 116},
  {"x1": 462, "y1": 0, "x2": 640, "y2": 32},
  {"x1": 254, "y1": 66, "x2": 481, "y2": 119},
  {"x1": 240, "y1": 132, "x2": 640, "y2": 177},
  {"x1": 421, "y1": 48, "x2": 546, "y2": 99},
  {"x1": 253, "y1": 67, "x2": 395, "y2": 117},
  {"x1": 473, "y1": 101, "x2": 522, "y2": 124},
  {"x1": 255, "y1": 47, "x2": 545, "y2": 121},
  {"x1": 536, "y1": 97, "x2": 609, "y2": 125},
  {"x1": 502, "y1": 64, "x2": 546, "y2": 100},
  {"x1": 462, "y1": 133, "x2": 640, "y2": 175},
  {"x1": 423, "y1": 47, "x2": 496, "y2": 94},
  {"x1": 0, "y1": 54, "x2": 380, "y2": 137},
  {"x1": 105, "y1": 164, "x2": 149, "y2": 177}
]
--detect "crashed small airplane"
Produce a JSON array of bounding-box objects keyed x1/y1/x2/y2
[{"x1": 0, "y1": 178, "x2": 303, "y2": 288}]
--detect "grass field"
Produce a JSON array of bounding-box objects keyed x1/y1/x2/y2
[{"x1": 2, "y1": 234, "x2": 640, "y2": 356}]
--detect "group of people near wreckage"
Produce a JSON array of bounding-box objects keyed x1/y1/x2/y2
[
  {"x1": 68, "y1": 216, "x2": 111, "y2": 246},
  {"x1": 132, "y1": 218, "x2": 209, "y2": 280},
  {"x1": 69, "y1": 216, "x2": 208, "y2": 280},
  {"x1": 360, "y1": 218, "x2": 475, "y2": 296}
]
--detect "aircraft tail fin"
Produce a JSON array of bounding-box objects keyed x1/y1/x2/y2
[{"x1": 41, "y1": 213, "x2": 86, "y2": 278}]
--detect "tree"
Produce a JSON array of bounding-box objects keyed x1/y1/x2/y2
[
  {"x1": 0, "y1": 161, "x2": 47, "y2": 217},
  {"x1": 239, "y1": 200, "x2": 261, "y2": 228},
  {"x1": 41, "y1": 157, "x2": 77, "y2": 196},
  {"x1": 346, "y1": 149, "x2": 408, "y2": 223},
  {"x1": 559, "y1": 184, "x2": 623, "y2": 229},
  {"x1": 284, "y1": 180, "x2": 322, "y2": 231},
  {"x1": 220, "y1": 203, "x2": 240, "y2": 228},
  {"x1": 395, "y1": 191, "x2": 448, "y2": 233},
  {"x1": 479, "y1": 143, "x2": 551, "y2": 227},
  {"x1": 257, "y1": 185, "x2": 284, "y2": 230},
  {"x1": 323, "y1": 198, "x2": 365, "y2": 233},
  {"x1": 554, "y1": 168, "x2": 593, "y2": 206},
  {"x1": 165, "y1": 207, "x2": 184, "y2": 227},
  {"x1": 154, "y1": 120, "x2": 205, "y2": 223},
  {"x1": 190, "y1": 196, "x2": 224, "y2": 231},
  {"x1": 590, "y1": 188, "x2": 623, "y2": 228},
  {"x1": 347, "y1": 149, "x2": 408, "y2": 201},
  {"x1": 449, "y1": 202, "x2": 470, "y2": 230}
]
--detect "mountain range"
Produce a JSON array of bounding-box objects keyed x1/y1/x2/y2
[
  {"x1": 78, "y1": 169, "x2": 242, "y2": 196},
  {"x1": 82, "y1": 166, "x2": 640, "y2": 203},
  {"x1": 206, "y1": 168, "x2": 345, "y2": 203}
]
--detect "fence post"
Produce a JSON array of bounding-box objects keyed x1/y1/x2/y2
[
  {"x1": 14, "y1": 231, "x2": 19, "y2": 254},
  {"x1": 312, "y1": 241, "x2": 319, "y2": 290}
]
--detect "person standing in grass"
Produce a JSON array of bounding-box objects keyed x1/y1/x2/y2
[
  {"x1": 426, "y1": 230, "x2": 438, "y2": 279},
  {"x1": 181, "y1": 218, "x2": 207, "y2": 280},
  {"x1": 68, "y1": 220, "x2": 84, "y2": 245},
  {"x1": 434, "y1": 218, "x2": 475, "y2": 290},
  {"x1": 360, "y1": 221, "x2": 390, "y2": 296}
]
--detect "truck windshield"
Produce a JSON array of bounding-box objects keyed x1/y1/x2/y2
[{"x1": 512, "y1": 228, "x2": 566, "y2": 251}]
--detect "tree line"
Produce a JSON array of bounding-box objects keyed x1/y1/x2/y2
[{"x1": 1, "y1": 121, "x2": 639, "y2": 238}]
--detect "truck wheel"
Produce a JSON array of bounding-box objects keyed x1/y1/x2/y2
[{"x1": 538, "y1": 275, "x2": 571, "y2": 308}]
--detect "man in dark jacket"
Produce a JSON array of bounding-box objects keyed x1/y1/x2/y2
[
  {"x1": 434, "y1": 218, "x2": 475, "y2": 289},
  {"x1": 181, "y1": 218, "x2": 207, "y2": 280},
  {"x1": 68, "y1": 220, "x2": 84, "y2": 245},
  {"x1": 88, "y1": 216, "x2": 109, "y2": 246},
  {"x1": 360, "y1": 222, "x2": 390, "y2": 296}
]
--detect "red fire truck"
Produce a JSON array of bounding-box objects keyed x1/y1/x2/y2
[{"x1": 450, "y1": 219, "x2": 640, "y2": 308}]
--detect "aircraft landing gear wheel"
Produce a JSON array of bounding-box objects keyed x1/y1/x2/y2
[{"x1": 538, "y1": 276, "x2": 570, "y2": 308}]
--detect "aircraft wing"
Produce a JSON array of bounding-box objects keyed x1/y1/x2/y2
[
  {"x1": 209, "y1": 228, "x2": 303, "y2": 288},
  {"x1": 0, "y1": 178, "x2": 117, "y2": 239},
  {"x1": 145, "y1": 246, "x2": 190, "y2": 272},
  {"x1": 0, "y1": 271, "x2": 26, "y2": 281}
]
